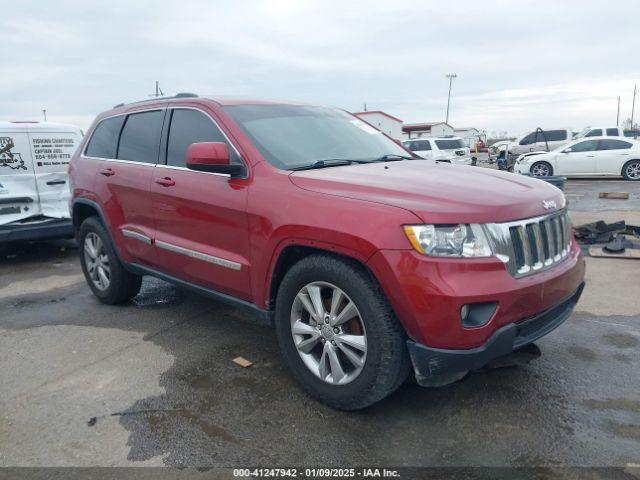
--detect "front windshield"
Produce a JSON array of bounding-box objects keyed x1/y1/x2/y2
[
  {"x1": 435, "y1": 139, "x2": 465, "y2": 150},
  {"x1": 224, "y1": 104, "x2": 410, "y2": 170}
]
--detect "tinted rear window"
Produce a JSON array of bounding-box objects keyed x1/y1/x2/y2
[
  {"x1": 117, "y1": 110, "x2": 164, "y2": 164},
  {"x1": 85, "y1": 116, "x2": 125, "y2": 159},
  {"x1": 598, "y1": 139, "x2": 632, "y2": 150},
  {"x1": 404, "y1": 140, "x2": 431, "y2": 151},
  {"x1": 606, "y1": 128, "x2": 619, "y2": 136},
  {"x1": 435, "y1": 139, "x2": 464, "y2": 150}
]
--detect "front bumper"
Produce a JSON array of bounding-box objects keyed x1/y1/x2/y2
[
  {"x1": 0, "y1": 218, "x2": 73, "y2": 243},
  {"x1": 407, "y1": 282, "x2": 584, "y2": 383}
]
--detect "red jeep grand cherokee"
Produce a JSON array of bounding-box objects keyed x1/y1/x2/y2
[{"x1": 69, "y1": 94, "x2": 585, "y2": 410}]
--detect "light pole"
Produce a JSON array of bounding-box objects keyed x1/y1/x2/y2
[
  {"x1": 631, "y1": 85, "x2": 637, "y2": 130},
  {"x1": 445, "y1": 74, "x2": 457, "y2": 124},
  {"x1": 617, "y1": 96, "x2": 621, "y2": 126}
]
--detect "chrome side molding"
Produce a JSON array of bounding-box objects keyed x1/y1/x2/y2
[{"x1": 155, "y1": 240, "x2": 242, "y2": 271}]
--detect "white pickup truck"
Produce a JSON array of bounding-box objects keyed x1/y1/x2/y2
[{"x1": 574, "y1": 126, "x2": 624, "y2": 138}]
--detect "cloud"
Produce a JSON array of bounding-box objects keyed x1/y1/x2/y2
[{"x1": 1, "y1": 0, "x2": 638, "y2": 134}]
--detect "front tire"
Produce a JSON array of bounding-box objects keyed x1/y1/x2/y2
[
  {"x1": 78, "y1": 217, "x2": 142, "y2": 304},
  {"x1": 275, "y1": 254, "x2": 410, "y2": 410},
  {"x1": 622, "y1": 159, "x2": 640, "y2": 181},
  {"x1": 530, "y1": 161, "x2": 553, "y2": 177}
]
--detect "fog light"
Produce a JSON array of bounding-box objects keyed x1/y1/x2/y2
[{"x1": 460, "y1": 302, "x2": 498, "y2": 328}]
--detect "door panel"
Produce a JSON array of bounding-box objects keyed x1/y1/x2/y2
[
  {"x1": 151, "y1": 167, "x2": 251, "y2": 299},
  {"x1": 97, "y1": 160, "x2": 157, "y2": 264},
  {"x1": 556, "y1": 140, "x2": 598, "y2": 174},
  {"x1": 596, "y1": 139, "x2": 634, "y2": 174},
  {"x1": 151, "y1": 107, "x2": 251, "y2": 300},
  {"x1": 28, "y1": 130, "x2": 81, "y2": 218}
]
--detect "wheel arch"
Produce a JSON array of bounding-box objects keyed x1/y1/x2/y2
[
  {"x1": 72, "y1": 198, "x2": 125, "y2": 263},
  {"x1": 265, "y1": 241, "x2": 378, "y2": 312},
  {"x1": 621, "y1": 158, "x2": 640, "y2": 179}
]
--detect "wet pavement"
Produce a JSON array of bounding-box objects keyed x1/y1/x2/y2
[{"x1": 1, "y1": 180, "x2": 639, "y2": 469}]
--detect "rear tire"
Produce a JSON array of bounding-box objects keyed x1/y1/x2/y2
[
  {"x1": 622, "y1": 159, "x2": 640, "y2": 181},
  {"x1": 530, "y1": 161, "x2": 553, "y2": 177},
  {"x1": 275, "y1": 254, "x2": 410, "y2": 410},
  {"x1": 78, "y1": 217, "x2": 142, "y2": 304}
]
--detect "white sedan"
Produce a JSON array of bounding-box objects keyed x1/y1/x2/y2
[{"x1": 513, "y1": 137, "x2": 640, "y2": 180}]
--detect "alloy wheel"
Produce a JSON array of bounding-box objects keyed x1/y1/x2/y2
[
  {"x1": 625, "y1": 161, "x2": 640, "y2": 180},
  {"x1": 531, "y1": 163, "x2": 550, "y2": 177},
  {"x1": 290, "y1": 282, "x2": 367, "y2": 385},
  {"x1": 84, "y1": 232, "x2": 110, "y2": 291}
]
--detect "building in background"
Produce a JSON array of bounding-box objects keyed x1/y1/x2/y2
[
  {"x1": 352, "y1": 110, "x2": 403, "y2": 140},
  {"x1": 454, "y1": 127, "x2": 482, "y2": 148},
  {"x1": 402, "y1": 122, "x2": 454, "y2": 139}
]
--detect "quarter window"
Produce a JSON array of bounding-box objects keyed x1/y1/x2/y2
[
  {"x1": 117, "y1": 110, "x2": 164, "y2": 164},
  {"x1": 166, "y1": 109, "x2": 240, "y2": 167},
  {"x1": 85, "y1": 116, "x2": 125, "y2": 159},
  {"x1": 598, "y1": 139, "x2": 632, "y2": 150}
]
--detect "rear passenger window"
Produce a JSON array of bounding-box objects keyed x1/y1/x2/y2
[
  {"x1": 598, "y1": 139, "x2": 632, "y2": 150},
  {"x1": 606, "y1": 128, "x2": 619, "y2": 136},
  {"x1": 586, "y1": 129, "x2": 602, "y2": 137},
  {"x1": 166, "y1": 109, "x2": 241, "y2": 167},
  {"x1": 117, "y1": 110, "x2": 164, "y2": 164},
  {"x1": 85, "y1": 116, "x2": 125, "y2": 159}
]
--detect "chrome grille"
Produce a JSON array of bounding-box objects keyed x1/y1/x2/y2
[{"x1": 487, "y1": 210, "x2": 572, "y2": 278}]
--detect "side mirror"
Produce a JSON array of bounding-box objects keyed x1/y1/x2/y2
[
  {"x1": 186, "y1": 142, "x2": 244, "y2": 177},
  {"x1": 562, "y1": 147, "x2": 572, "y2": 153}
]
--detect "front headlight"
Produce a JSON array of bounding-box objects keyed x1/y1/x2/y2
[{"x1": 403, "y1": 224, "x2": 494, "y2": 257}]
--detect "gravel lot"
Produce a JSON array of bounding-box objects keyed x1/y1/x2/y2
[{"x1": 1, "y1": 176, "x2": 639, "y2": 470}]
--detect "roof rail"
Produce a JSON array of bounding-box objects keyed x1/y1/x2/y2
[{"x1": 112, "y1": 92, "x2": 199, "y2": 109}]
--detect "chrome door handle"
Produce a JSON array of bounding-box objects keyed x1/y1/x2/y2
[
  {"x1": 46, "y1": 180, "x2": 66, "y2": 185},
  {"x1": 154, "y1": 177, "x2": 175, "y2": 187},
  {"x1": 99, "y1": 168, "x2": 115, "y2": 177}
]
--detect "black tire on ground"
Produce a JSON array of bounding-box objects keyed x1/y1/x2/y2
[
  {"x1": 621, "y1": 159, "x2": 640, "y2": 181},
  {"x1": 78, "y1": 216, "x2": 142, "y2": 304},
  {"x1": 530, "y1": 161, "x2": 553, "y2": 177},
  {"x1": 274, "y1": 253, "x2": 410, "y2": 410}
]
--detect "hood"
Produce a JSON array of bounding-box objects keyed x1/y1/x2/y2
[{"x1": 289, "y1": 161, "x2": 565, "y2": 224}]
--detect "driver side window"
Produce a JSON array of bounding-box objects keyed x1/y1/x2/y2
[
  {"x1": 519, "y1": 133, "x2": 535, "y2": 145},
  {"x1": 570, "y1": 140, "x2": 598, "y2": 152}
]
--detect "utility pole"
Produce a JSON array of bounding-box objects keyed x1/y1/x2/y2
[
  {"x1": 445, "y1": 74, "x2": 457, "y2": 124},
  {"x1": 150, "y1": 81, "x2": 164, "y2": 98},
  {"x1": 617, "y1": 96, "x2": 621, "y2": 126},
  {"x1": 42, "y1": 108, "x2": 47, "y2": 122},
  {"x1": 363, "y1": 103, "x2": 367, "y2": 112},
  {"x1": 631, "y1": 85, "x2": 637, "y2": 130}
]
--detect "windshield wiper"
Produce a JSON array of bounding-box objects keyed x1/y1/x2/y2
[
  {"x1": 290, "y1": 159, "x2": 356, "y2": 171},
  {"x1": 372, "y1": 154, "x2": 414, "y2": 162}
]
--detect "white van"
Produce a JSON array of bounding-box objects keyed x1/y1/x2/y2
[
  {"x1": 508, "y1": 128, "x2": 572, "y2": 156},
  {"x1": 0, "y1": 121, "x2": 82, "y2": 243},
  {"x1": 402, "y1": 136, "x2": 473, "y2": 165}
]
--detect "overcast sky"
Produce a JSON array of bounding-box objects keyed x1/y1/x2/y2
[{"x1": 2, "y1": 0, "x2": 638, "y2": 137}]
